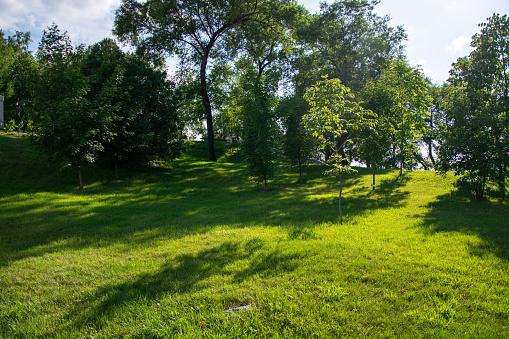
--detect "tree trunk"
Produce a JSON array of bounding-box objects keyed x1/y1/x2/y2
[
  {"x1": 497, "y1": 162, "x2": 507, "y2": 196},
  {"x1": 338, "y1": 132, "x2": 349, "y2": 166},
  {"x1": 473, "y1": 176, "x2": 485, "y2": 200},
  {"x1": 339, "y1": 171, "x2": 343, "y2": 224},
  {"x1": 372, "y1": 165, "x2": 376, "y2": 191},
  {"x1": 200, "y1": 46, "x2": 217, "y2": 162},
  {"x1": 399, "y1": 155, "x2": 403, "y2": 176},
  {"x1": 298, "y1": 154, "x2": 303, "y2": 184},
  {"x1": 78, "y1": 166, "x2": 83, "y2": 190},
  {"x1": 499, "y1": 171, "x2": 506, "y2": 196},
  {"x1": 324, "y1": 145, "x2": 332, "y2": 162},
  {"x1": 428, "y1": 141, "x2": 435, "y2": 167},
  {"x1": 415, "y1": 154, "x2": 428, "y2": 171},
  {"x1": 475, "y1": 186, "x2": 484, "y2": 200},
  {"x1": 114, "y1": 161, "x2": 119, "y2": 181},
  {"x1": 264, "y1": 175, "x2": 268, "y2": 192}
]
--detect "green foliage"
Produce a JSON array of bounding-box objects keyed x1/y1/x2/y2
[
  {"x1": 3, "y1": 120, "x2": 17, "y2": 133},
  {"x1": 209, "y1": 64, "x2": 243, "y2": 138},
  {"x1": 0, "y1": 31, "x2": 15, "y2": 101},
  {"x1": 438, "y1": 14, "x2": 509, "y2": 199},
  {"x1": 113, "y1": 0, "x2": 257, "y2": 161},
  {"x1": 304, "y1": 76, "x2": 375, "y2": 223},
  {"x1": 361, "y1": 59, "x2": 431, "y2": 174},
  {"x1": 420, "y1": 84, "x2": 448, "y2": 168},
  {"x1": 279, "y1": 95, "x2": 316, "y2": 183},
  {"x1": 32, "y1": 24, "x2": 97, "y2": 190},
  {"x1": 230, "y1": 7, "x2": 302, "y2": 191},
  {"x1": 0, "y1": 30, "x2": 37, "y2": 125},
  {"x1": 294, "y1": 0, "x2": 407, "y2": 94},
  {"x1": 113, "y1": 0, "x2": 305, "y2": 162},
  {"x1": 31, "y1": 27, "x2": 183, "y2": 188},
  {"x1": 304, "y1": 76, "x2": 375, "y2": 169},
  {"x1": 239, "y1": 66, "x2": 280, "y2": 191},
  {"x1": 82, "y1": 39, "x2": 184, "y2": 174},
  {"x1": 0, "y1": 119, "x2": 34, "y2": 134}
]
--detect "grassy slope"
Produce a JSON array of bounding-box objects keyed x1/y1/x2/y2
[{"x1": 0, "y1": 134, "x2": 508, "y2": 338}]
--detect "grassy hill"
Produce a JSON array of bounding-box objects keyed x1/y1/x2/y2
[{"x1": 1, "y1": 134, "x2": 508, "y2": 338}]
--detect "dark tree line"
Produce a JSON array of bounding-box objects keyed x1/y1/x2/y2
[{"x1": 1, "y1": 24, "x2": 183, "y2": 189}]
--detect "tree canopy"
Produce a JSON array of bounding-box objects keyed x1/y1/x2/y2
[
  {"x1": 304, "y1": 76, "x2": 375, "y2": 223},
  {"x1": 113, "y1": 0, "x2": 303, "y2": 162},
  {"x1": 361, "y1": 59, "x2": 431, "y2": 175},
  {"x1": 438, "y1": 14, "x2": 509, "y2": 199},
  {"x1": 2, "y1": 2, "x2": 507, "y2": 201},
  {"x1": 29, "y1": 25, "x2": 183, "y2": 188}
]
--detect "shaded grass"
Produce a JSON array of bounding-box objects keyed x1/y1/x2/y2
[
  {"x1": 419, "y1": 194, "x2": 509, "y2": 260},
  {"x1": 1, "y1": 135, "x2": 508, "y2": 338}
]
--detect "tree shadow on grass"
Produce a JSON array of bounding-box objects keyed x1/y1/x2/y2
[
  {"x1": 346, "y1": 171, "x2": 411, "y2": 196},
  {"x1": 282, "y1": 173, "x2": 411, "y2": 239},
  {"x1": 375, "y1": 174, "x2": 412, "y2": 195},
  {"x1": 342, "y1": 173, "x2": 411, "y2": 217},
  {"x1": 68, "y1": 239, "x2": 302, "y2": 331},
  {"x1": 416, "y1": 192, "x2": 509, "y2": 261},
  {"x1": 0, "y1": 160, "x2": 412, "y2": 267}
]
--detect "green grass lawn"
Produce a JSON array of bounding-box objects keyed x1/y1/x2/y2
[{"x1": 1, "y1": 134, "x2": 508, "y2": 338}]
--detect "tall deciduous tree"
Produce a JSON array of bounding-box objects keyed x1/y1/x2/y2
[
  {"x1": 295, "y1": 0, "x2": 406, "y2": 93},
  {"x1": 114, "y1": 0, "x2": 296, "y2": 162},
  {"x1": 290, "y1": 0, "x2": 405, "y2": 163},
  {"x1": 438, "y1": 14, "x2": 509, "y2": 198},
  {"x1": 362, "y1": 59, "x2": 431, "y2": 176},
  {"x1": 304, "y1": 77, "x2": 374, "y2": 224}
]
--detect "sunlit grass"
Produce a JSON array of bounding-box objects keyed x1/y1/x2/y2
[{"x1": 1, "y1": 135, "x2": 508, "y2": 338}]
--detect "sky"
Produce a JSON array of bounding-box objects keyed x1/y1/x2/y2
[{"x1": 1, "y1": 0, "x2": 508, "y2": 85}]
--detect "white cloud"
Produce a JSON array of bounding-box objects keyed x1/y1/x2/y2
[
  {"x1": 0, "y1": 0, "x2": 30, "y2": 30},
  {"x1": 447, "y1": 35, "x2": 471, "y2": 55},
  {"x1": 1, "y1": 0, "x2": 121, "y2": 47}
]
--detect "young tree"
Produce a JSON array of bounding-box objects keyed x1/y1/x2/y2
[
  {"x1": 304, "y1": 77, "x2": 374, "y2": 224},
  {"x1": 33, "y1": 24, "x2": 98, "y2": 190},
  {"x1": 279, "y1": 95, "x2": 316, "y2": 184},
  {"x1": 239, "y1": 65, "x2": 280, "y2": 191},
  {"x1": 355, "y1": 120, "x2": 390, "y2": 191}
]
